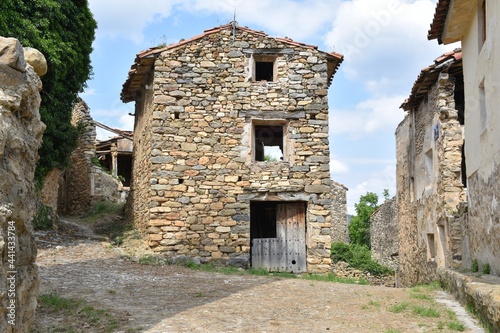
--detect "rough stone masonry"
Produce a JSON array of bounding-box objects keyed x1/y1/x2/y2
[
  {"x1": 122, "y1": 24, "x2": 348, "y2": 273},
  {"x1": 0, "y1": 37, "x2": 46, "y2": 332}
]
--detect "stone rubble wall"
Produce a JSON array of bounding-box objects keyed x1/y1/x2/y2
[
  {"x1": 397, "y1": 73, "x2": 465, "y2": 286},
  {"x1": 438, "y1": 268, "x2": 500, "y2": 333},
  {"x1": 58, "y1": 100, "x2": 96, "y2": 214},
  {"x1": 131, "y1": 27, "x2": 346, "y2": 272},
  {"x1": 370, "y1": 197, "x2": 399, "y2": 271},
  {"x1": 467, "y1": 167, "x2": 500, "y2": 275},
  {"x1": 0, "y1": 37, "x2": 46, "y2": 333}
]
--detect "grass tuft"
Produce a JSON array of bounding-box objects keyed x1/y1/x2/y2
[
  {"x1": 388, "y1": 302, "x2": 409, "y2": 313},
  {"x1": 411, "y1": 305, "x2": 440, "y2": 318}
]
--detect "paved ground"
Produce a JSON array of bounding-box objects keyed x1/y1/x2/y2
[{"x1": 32, "y1": 218, "x2": 484, "y2": 333}]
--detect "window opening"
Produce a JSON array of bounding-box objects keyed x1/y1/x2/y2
[
  {"x1": 253, "y1": 55, "x2": 277, "y2": 82},
  {"x1": 427, "y1": 233, "x2": 436, "y2": 260},
  {"x1": 254, "y1": 124, "x2": 284, "y2": 162},
  {"x1": 479, "y1": 0, "x2": 486, "y2": 49},
  {"x1": 250, "y1": 201, "x2": 278, "y2": 239},
  {"x1": 425, "y1": 148, "x2": 433, "y2": 187}
]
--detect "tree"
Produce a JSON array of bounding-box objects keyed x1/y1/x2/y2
[
  {"x1": 0, "y1": 0, "x2": 97, "y2": 185},
  {"x1": 348, "y1": 192, "x2": 379, "y2": 248}
]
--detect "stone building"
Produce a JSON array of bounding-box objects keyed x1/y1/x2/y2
[
  {"x1": 370, "y1": 197, "x2": 399, "y2": 271},
  {"x1": 428, "y1": 0, "x2": 500, "y2": 277},
  {"x1": 121, "y1": 23, "x2": 348, "y2": 273},
  {"x1": 396, "y1": 49, "x2": 465, "y2": 286}
]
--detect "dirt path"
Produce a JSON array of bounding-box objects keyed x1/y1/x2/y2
[{"x1": 33, "y1": 218, "x2": 484, "y2": 333}]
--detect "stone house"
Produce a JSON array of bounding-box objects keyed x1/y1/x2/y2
[
  {"x1": 428, "y1": 0, "x2": 500, "y2": 276},
  {"x1": 121, "y1": 23, "x2": 348, "y2": 273},
  {"x1": 396, "y1": 49, "x2": 466, "y2": 286}
]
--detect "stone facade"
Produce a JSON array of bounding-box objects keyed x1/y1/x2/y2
[
  {"x1": 429, "y1": 0, "x2": 500, "y2": 278},
  {"x1": 396, "y1": 51, "x2": 466, "y2": 286},
  {"x1": 0, "y1": 37, "x2": 46, "y2": 332},
  {"x1": 122, "y1": 24, "x2": 347, "y2": 273},
  {"x1": 370, "y1": 197, "x2": 399, "y2": 271}
]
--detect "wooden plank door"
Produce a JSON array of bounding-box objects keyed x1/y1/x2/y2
[{"x1": 252, "y1": 202, "x2": 306, "y2": 273}]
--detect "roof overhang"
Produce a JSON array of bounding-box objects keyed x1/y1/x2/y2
[
  {"x1": 401, "y1": 49, "x2": 462, "y2": 111},
  {"x1": 428, "y1": 0, "x2": 476, "y2": 44}
]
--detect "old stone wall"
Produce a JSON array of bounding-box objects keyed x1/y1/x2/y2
[
  {"x1": 467, "y1": 168, "x2": 500, "y2": 275},
  {"x1": 397, "y1": 73, "x2": 465, "y2": 286},
  {"x1": 370, "y1": 197, "x2": 399, "y2": 271},
  {"x1": 58, "y1": 100, "x2": 95, "y2": 214},
  {"x1": 130, "y1": 26, "x2": 346, "y2": 272},
  {"x1": 0, "y1": 37, "x2": 46, "y2": 332},
  {"x1": 331, "y1": 181, "x2": 349, "y2": 243}
]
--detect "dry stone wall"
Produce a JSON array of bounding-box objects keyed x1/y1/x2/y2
[
  {"x1": 58, "y1": 100, "x2": 96, "y2": 214},
  {"x1": 0, "y1": 37, "x2": 46, "y2": 332},
  {"x1": 370, "y1": 197, "x2": 399, "y2": 271},
  {"x1": 129, "y1": 26, "x2": 346, "y2": 272},
  {"x1": 396, "y1": 73, "x2": 465, "y2": 286}
]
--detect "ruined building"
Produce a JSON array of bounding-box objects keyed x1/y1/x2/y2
[
  {"x1": 396, "y1": 49, "x2": 465, "y2": 286},
  {"x1": 121, "y1": 23, "x2": 348, "y2": 273},
  {"x1": 370, "y1": 197, "x2": 399, "y2": 272},
  {"x1": 428, "y1": 0, "x2": 500, "y2": 277}
]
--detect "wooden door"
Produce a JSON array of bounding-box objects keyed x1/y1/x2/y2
[{"x1": 252, "y1": 202, "x2": 306, "y2": 273}]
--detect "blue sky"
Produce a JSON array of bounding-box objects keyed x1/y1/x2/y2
[{"x1": 82, "y1": 0, "x2": 457, "y2": 213}]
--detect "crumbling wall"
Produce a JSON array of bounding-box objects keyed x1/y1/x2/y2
[
  {"x1": 58, "y1": 100, "x2": 95, "y2": 214},
  {"x1": 0, "y1": 37, "x2": 46, "y2": 332},
  {"x1": 370, "y1": 197, "x2": 399, "y2": 271},
  {"x1": 397, "y1": 73, "x2": 465, "y2": 286}
]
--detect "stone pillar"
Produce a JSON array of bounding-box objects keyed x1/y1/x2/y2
[{"x1": 0, "y1": 37, "x2": 46, "y2": 332}]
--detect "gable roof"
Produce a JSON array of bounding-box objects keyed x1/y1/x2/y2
[
  {"x1": 428, "y1": 0, "x2": 475, "y2": 44},
  {"x1": 121, "y1": 23, "x2": 343, "y2": 102},
  {"x1": 401, "y1": 48, "x2": 462, "y2": 111}
]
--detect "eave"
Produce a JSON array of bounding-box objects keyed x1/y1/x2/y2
[{"x1": 428, "y1": 0, "x2": 475, "y2": 44}]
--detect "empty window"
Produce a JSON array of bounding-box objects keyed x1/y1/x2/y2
[
  {"x1": 250, "y1": 202, "x2": 277, "y2": 239},
  {"x1": 479, "y1": 0, "x2": 487, "y2": 50},
  {"x1": 254, "y1": 124, "x2": 284, "y2": 162},
  {"x1": 253, "y1": 55, "x2": 276, "y2": 82},
  {"x1": 427, "y1": 233, "x2": 436, "y2": 261}
]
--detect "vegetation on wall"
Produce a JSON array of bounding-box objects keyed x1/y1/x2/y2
[{"x1": 0, "y1": 0, "x2": 97, "y2": 186}]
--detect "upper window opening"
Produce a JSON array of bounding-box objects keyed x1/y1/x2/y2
[
  {"x1": 254, "y1": 124, "x2": 284, "y2": 162},
  {"x1": 253, "y1": 55, "x2": 277, "y2": 82},
  {"x1": 479, "y1": 0, "x2": 486, "y2": 50}
]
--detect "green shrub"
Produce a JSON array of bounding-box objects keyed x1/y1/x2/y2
[
  {"x1": 482, "y1": 263, "x2": 491, "y2": 274},
  {"x1": 331, "y1": 242, "x2": 393, "y2": 276},
  {"x1": 472, "y1": 259, "x2": 479, "y2": 272},
  {"x1": 32, "y1": 204, "x2": 53, "y2": 231}
]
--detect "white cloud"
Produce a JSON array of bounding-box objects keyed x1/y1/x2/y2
[
  {"x1": 331, "y1": 159, "x2": 350, "y2": 175},
  {"x1": 330, "y1": 95, "x2": 406, "y2": 138},
  {"x1": 187, "y1": 0, "x2": 341, "y2": 41},
  {"x1": 325, "y1": 0, "x2": 446, "y2": 91},
  {"x1": 88, "y1": 0, "x2": 183, "y2": 44},
  {"x1": 346, "y1": 164, "x2": 396, "y2": 214},
  {"x1": 89, "y1": 0, "x2": 341, "y2": 44}
]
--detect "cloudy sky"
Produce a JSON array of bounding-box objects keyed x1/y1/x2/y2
[{"x1": 82, "y1": 0, "x2": 456, "y2": 213}]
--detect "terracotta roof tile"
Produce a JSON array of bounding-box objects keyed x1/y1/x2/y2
[
  {"x1": 401, "y1": 48, "x2": 462, "y2": 111},
  {"x1": 428, "y1": 0, "x2": 451, "y2": 43}
]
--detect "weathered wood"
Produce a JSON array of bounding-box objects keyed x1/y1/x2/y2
[{"x1": 252, "y1": 202, "x2": 306, "y2": 273}]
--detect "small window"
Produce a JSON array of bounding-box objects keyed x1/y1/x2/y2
[
  {"x1": 253, "y1": 55, "x2": 276, "y2": 82},
  {"x1": 254, "y1": 124, "x2": 284, "y2": 162},
  {"x1": 427, "y1": 233, "x2": 436, "y2": 261},
  {"x1": 480, "y1": 0, "x2": 487, "y2": 47}
]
